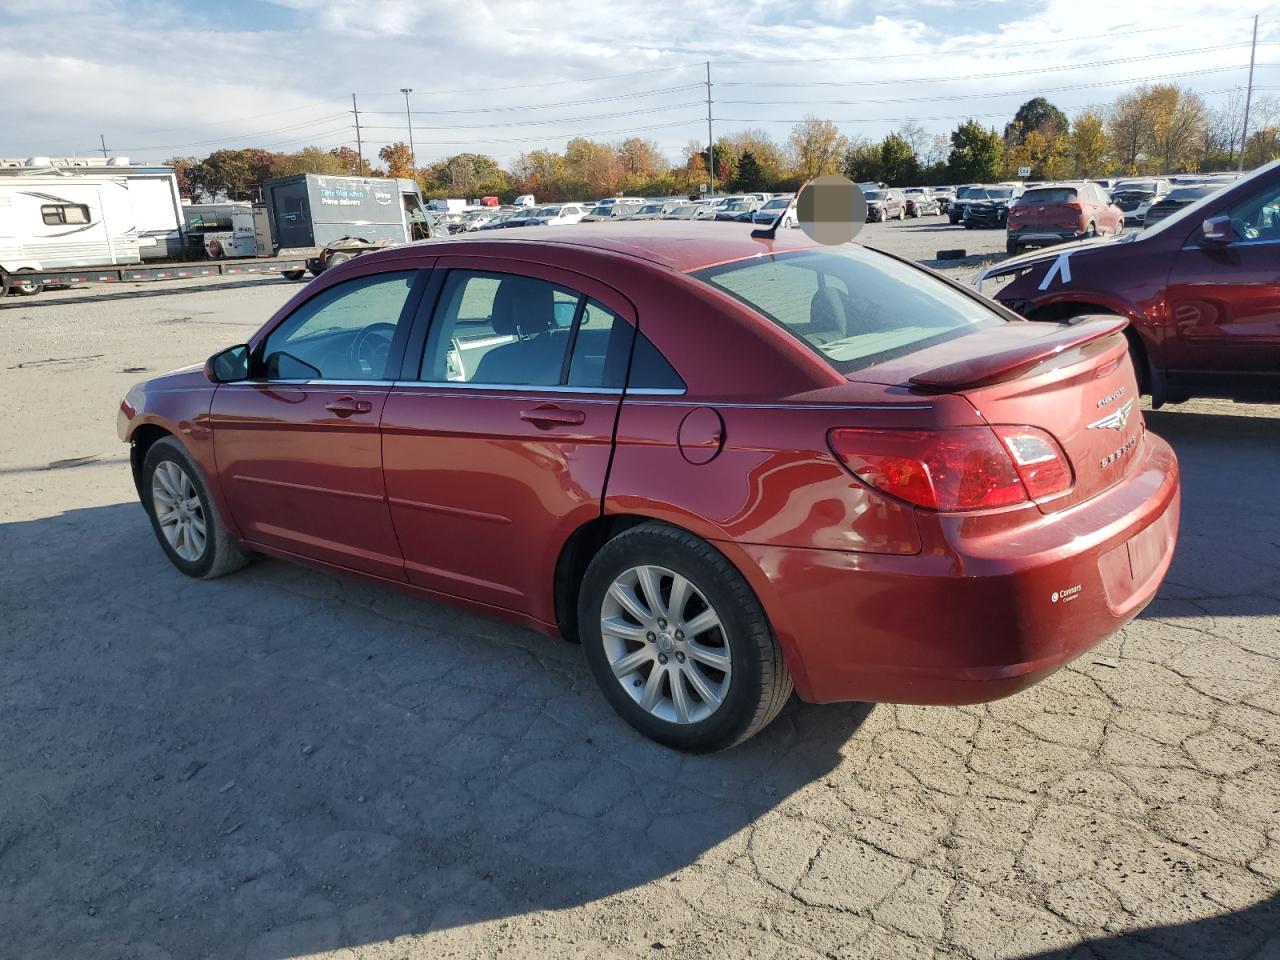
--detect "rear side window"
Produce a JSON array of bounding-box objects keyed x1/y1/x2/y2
[
  {"x1": 628, "y1": 333, "x2": 685, "y2": 391},
  {"x1": 692, "y1": 247, "x2": 1003, "y2": 373},
  {"x1": 1020, "y1": 188, "x2": 1078, "y2": 204}
]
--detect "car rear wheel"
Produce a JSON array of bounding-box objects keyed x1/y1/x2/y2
[
  {"x1": 12, "y1": 269, "x2": 41, "y2": 296},
  {"x1": 579, "y1": 523, "x2": 792, "y2": 751},
  {"x1": 282, "y1": 269, "x2": 306, "y2": 281},
  {"x1": 1006, "y1": 238, "x2": 1021, "y2": 256},
  {"x1": 143, "y1": 437, "x2": 250, "y2": 579}
]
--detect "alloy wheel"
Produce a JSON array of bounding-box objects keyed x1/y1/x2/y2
[
  {"x1": 151, "y1": 461, "x2": 207, "y2": 562},
  {"x1": 600, "y1": 564, "x2": 732, "y2": 725}
]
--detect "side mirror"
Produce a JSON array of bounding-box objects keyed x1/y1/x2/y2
[
  {"x1": 205, "y1": 344, "x2": 250, "y2": 383},
  {"x1": 1199, "y1": 215, "x2": 1234, "y2": 247}
]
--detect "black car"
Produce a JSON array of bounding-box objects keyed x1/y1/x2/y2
[
  {"x1": 1142, "y1": 183, "x2": 1228, "y2": 228},
  {"x1": 947, "y1": 185, "x2": 984, "y2": 224},
  {"x1": 962, "y1": 186, "x2": 1023, "y2": 229}
]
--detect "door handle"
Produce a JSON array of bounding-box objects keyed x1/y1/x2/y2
[
  {"x1": 324, "y1": 396, "x2": 373, "y2": 417},
  {"x1": 520, "y1": 405, "x2": 586, "y2": 427}
]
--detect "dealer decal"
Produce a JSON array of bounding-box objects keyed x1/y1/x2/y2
[{"x1": 1037, "y1": 250, "x2": 1074, "y2": 291}]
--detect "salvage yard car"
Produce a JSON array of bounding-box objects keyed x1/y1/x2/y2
[
  {"x1": 1005, "y1": 182, "x2": 1125, "y2": 255},
  {"x1": 976, "y1": 158, "x2": 1280, "y2": 406},
  {"x1": 963, "y1": 184, "x2": 1024, "y2": 229},
  {"x1": 864, "y1": 188, "x2": 906, "y2": 221},
  {"x1": 119, "y1": 222, "x2": 1180, "y2": 751}
]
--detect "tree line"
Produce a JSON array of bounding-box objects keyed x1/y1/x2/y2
[{"x1": 168, "y1": 83, "x2": 1280, "y2": 203}]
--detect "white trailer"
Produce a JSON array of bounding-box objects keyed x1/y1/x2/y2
[
  {"x1": 1, "y1": 157, "x2": 185, "y2": 260},
  {"x1": 0, "y1": 172, "x2": 140, "y2": 295}
]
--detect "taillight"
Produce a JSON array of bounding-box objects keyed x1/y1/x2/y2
[
  {"x1": 1068, "y1": 202, "x2": 1083, "y2": 212},
  {"x1": 991, "y1": 426, "x2": 1073, "y2": 499},
  {"x1": 828, "y1": 426, "x2": 1072, "y2": 511}
]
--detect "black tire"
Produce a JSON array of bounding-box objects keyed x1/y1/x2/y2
[
  {"x1": 578, "y1": 523, "x2": 792, "y2": 752},
  {"x1": 142, "y1": 437, "x2": 250, "y2": 580},
  {"x1": 1006, "y1": 238, "x2": 1021, "y2": 256},
  {"x1": 13, "y1": 269, "x2": 40, "y2": 296},
  {"x1": 281, "y1": 269, "x2": 306, "y2": 281}
]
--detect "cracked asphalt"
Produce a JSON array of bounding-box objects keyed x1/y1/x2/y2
[{"x1": 1, "y1": 223, "x2": 1277, "y2": 959}]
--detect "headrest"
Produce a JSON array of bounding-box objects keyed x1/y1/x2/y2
[{"x1": 491, "y1": 277, "x2": 554, "y2": 337}]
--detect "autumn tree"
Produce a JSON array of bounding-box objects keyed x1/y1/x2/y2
[
  {"x1": 1069, "y1": 110, "x2": 1109, "y2": 177},
  {"x1": 329, "y1": 146, "x2": 372, "y2": 176},
  {"x1": 787, "y1": 116, "x2": 849, "y2": 180},
  {"x1": 164, "y1": 156, "x2": 198, "y2": 199},
  {"x1": 1005, "y1": 98, "x2": 1069, "y2": 146},
  {"x1": 274, "y1": 146, "x2": 349, "y2": 177},
  {"x1": 720, "y1": 128, "x2": 787, "y2": 183},
  {"x1": 616, "y1": 138, "x2": 668, "y2": 178},
  {"x1": 186, "y1": 148, "x2": 280, "y2": 200},
  {"x1": 947, "y1": 121, "x2": 1003, "y2": 183},
  {"x1": 565, "y1": 137, "x2": 625, "y2": 198},
  {"x1": 1148, "y1": 85, "x2": 1208, "y2": 173},
  {"x1": 424, "y1": 153, "x2": 507, "y2": 198},
  {"x1": 379, "y1": 142, "x2": 416, "y2": 179}
]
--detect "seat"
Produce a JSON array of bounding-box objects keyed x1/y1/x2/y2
[
  {"x1": 808, "y1": 284, "x2": 850, "y2": 345},
  {"x1": 471, "y1": 279, "x2": 568, "y2": 386}
]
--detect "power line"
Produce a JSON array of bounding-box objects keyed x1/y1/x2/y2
[
  {"x1": 359, "y1": 83, "x2": 705, "y2": 116},
  {"x1": 357, "y1": 101, "x2": 705, "y2": 131},
  {"x1": 374, "y1": 63, "x2": 701, "y2": 97},
  {"x1": 353, "y1": 118, "x2": 704, "y2": 147},
  {"x1": 718, "y1": 64, "x2": 1275, "y2": 107},
  {"x1": 717, "y1": 42, "x2": 1272, "y2": 87},
  {"x1": 104, "y1": 112, "x2": 353, "y2": 153}
]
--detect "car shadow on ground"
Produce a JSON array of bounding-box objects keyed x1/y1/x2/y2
[
  {"x1": 1019, "y1": 894, "x2": 1280, "y2": 959},
  {"x1": 0, "y1": 501, "x2": 874, "y2": 958},
  {"x1": 1142, "y1": 406, "x2": 1280, "y2": 619}
]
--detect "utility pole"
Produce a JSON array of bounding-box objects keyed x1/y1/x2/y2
[
  {"x1": 99, "y1": 134, "x2": 108, "y2": 160},
  {"x1": 352, "y1": 93, "x2": 365, "y2": 175},
  {"x1": 705, "y1": 62, "x2": 715, "y2": 197},
  {"x1": 1239, "y1": 14, "x2": 1259, "y2": 173},
  {"x1": 400, "y1": 87, "x2": 416, "y2": 172}
]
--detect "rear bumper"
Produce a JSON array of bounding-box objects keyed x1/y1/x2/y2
[{"x1": 724, "y1": 433, "x2": 1180, "y2": 705}]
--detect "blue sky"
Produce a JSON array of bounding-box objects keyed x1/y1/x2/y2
[{"x1": 1, "y1": 0, "x2": 1275, "y2": 167}]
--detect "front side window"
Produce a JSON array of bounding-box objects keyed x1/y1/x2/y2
[
  {"x1": 41, "y1": 203, "x2": 90, "y2": 225},
  {"x1": 693, "y1": 247, "x2": 1003, "y2": 373},
  {"x1": 261, "y1": 271, "x2": 416, "y2": 380},
  {"x1": 1226, "y1": 181, "x2": 1280, "y2": 240}
]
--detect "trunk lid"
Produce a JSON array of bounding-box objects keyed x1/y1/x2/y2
[{"x1": 856, "y1": 317, "x2": 1144, "y2": 511}]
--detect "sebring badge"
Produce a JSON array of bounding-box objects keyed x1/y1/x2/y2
[{"x1": 1087, "y1": 398, "x2": 1135, "y2": 432}]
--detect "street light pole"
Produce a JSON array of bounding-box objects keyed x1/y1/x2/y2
[
  {"x1": 1239, "y1": 15, "x2": 1258, "y2": 173},
  {"x1": 400, "y1": 87, "x2": 416, "y2": 172}
]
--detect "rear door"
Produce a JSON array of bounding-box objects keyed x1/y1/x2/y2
[
  {"x1": 272, "y1": 181, "x2": 313, "y2": 248},
  {"x1": 211, "y1": 267, "x2": 430, "y2": 579},
  {"x1": 1163, "y1": 177, "x2": 1280, "y2": 385},
  {"x1": 381, "y1": 257, "x2": 636, "y2": 624}
]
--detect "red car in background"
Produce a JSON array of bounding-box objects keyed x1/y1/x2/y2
[
  {"x1": 1006, "y1": 182, "x2": 1126, "y2": 255},
  {"x1": 978, "y1": 159, "x2": 1280, "y2": 406},
  {"x1": 119, "y1": 223, "x2": 1179, "y2": 751}
]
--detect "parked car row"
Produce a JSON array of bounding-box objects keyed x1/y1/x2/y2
[{"x1": 453, "y1": 192, "x2": 800, "y2": 232}]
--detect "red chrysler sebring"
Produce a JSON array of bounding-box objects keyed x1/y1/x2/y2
[{"x1": 118, "y1": 223, "x2": 1180, "y2": 750}]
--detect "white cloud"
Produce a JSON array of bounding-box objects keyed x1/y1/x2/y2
[{"x1": 0, "y1": 0, "x2": 1271, "y2": 166}]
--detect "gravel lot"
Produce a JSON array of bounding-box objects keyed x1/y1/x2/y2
[{"x1": 2, "y1": 221, "x2": 1277, "y2": 960}]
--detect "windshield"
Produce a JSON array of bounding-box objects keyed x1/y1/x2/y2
[
  {"x1": 692, "y1": 247, "x2": 1003, "y2": 374},
  {"x1": 984, "y1": 188, "x2": 1015, "y2": 200},
  {"x1": 588, "y1": 206, "x2": 611, "y2": 216},
  {"x1": 863, "y1": 191, "x2": 884, "y2": 201},
  {"x1": 535, "y1": 206, "x2": 561, "y2": 217},
  {"x1": 1114, "y1": 181, "x2": 1158, "y2": 193},
  {"x1": 763, "y1": 198, "x2": 790, "y2": 209},
  {"x1": 724, "y1": 202, "x2": 751, "y2": 212}
]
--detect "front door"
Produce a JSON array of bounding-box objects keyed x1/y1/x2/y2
[
  {"x1": 1163, "y1": 178, "x2": 1280, "y2": 392},
  {"x1": 211, "y1": 267, "x2": 427, "y2": 580},
  {"x1": 381, "y1": 258, "x2": 635, "y2": 624}
]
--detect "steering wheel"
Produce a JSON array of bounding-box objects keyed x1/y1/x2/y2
[
  {"x1": 1231, "y1": 217, "x2": 1259, "y2": 241},
  {"x1": 350, "y1": 323, "x2": 397, "y2": 377}
]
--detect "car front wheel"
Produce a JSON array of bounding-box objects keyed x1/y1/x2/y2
[
  {"x1": 579, "y1": 523, "x2": 792, "y2": 751},
  {"x1": 143, "y1": 437, "x2": 250, "y2": 579}
]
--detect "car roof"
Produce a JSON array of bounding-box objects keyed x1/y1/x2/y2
[{"x1": 399, "y1": 221, "x2": 825, "y2": 273}]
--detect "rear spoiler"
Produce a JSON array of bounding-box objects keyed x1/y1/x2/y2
[{"x1": 909, "y1": 315, "x2": 1129, "y2": 392}]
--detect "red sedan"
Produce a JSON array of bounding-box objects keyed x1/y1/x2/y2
[{"x1": 118, "y1": 223, "x2": 1180, "y2": 751}]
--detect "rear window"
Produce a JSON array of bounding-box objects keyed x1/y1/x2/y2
[
  {"x1": 691, "y1": 247, "x2": 1003, "y2": 374},
  {"x1": 1019, "y1": 188, "x2": 1078, "y2": 204}
]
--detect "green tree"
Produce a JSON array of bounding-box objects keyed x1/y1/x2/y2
[
  {"x1": 842, "y1": 138, "x2": 882, "y2": 183},
  {"x1": 1005, "y1": 98, "x2": 1069, "y2": 145},
  {"x1": 879, "y1": 133, "x2": 921, "y2": 185},
  {"x1": 732, "y1": 151, "x2": 765, "y2": 192},
  {"x1": 275, "y1": 146, "x2": 349, "y2": 177},
  {"x1": 186, "y1": 148, "x2": 279, "y2": 201},
  {"x1": 947, "y1": 121, "x2": 1003, "y2": 183}
]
